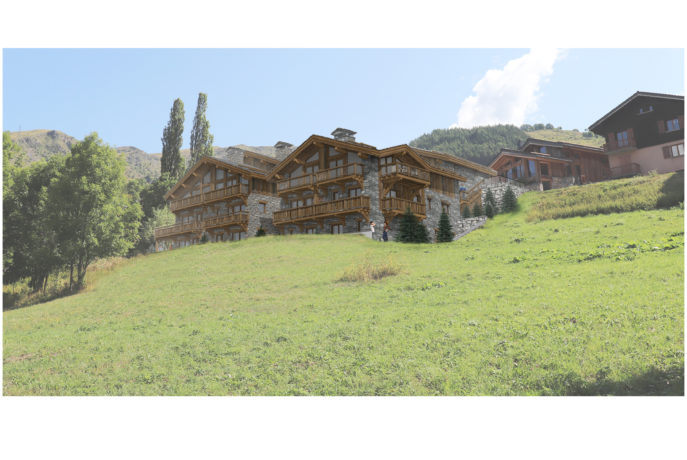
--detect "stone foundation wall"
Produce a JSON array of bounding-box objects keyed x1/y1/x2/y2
[
  {"x1": 481, "y1": 180, "x2": 530, "y2": 211},
  {"x1": 246, "y1": 193, "x2": 281, "y2": 236}
]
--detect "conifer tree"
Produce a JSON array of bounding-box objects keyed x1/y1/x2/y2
[
  {"x1": 461, "y1": 205, "x2": 471, "y2": 218},
  {"x1": 485, "y1": 202, "x2": 495, "y2": 218},
  {"x1": 472, "y1": 202, "x2": 483, "y2": 217},
  {"x1": 256, "y1": 227, "x2": 266, "y2": 237},
  {"x1": 485, "y1": 188, "x2": 497, "y2": 214},
  {"x1": 397, "y1": 207, "x2": 429, "y2": 243},
  {"x1": 161, "y1": 98, "x2": 185, "y2": 180},
  {"x1": 502, "y1": 186, "x2": 517, "y2": 213},
  {"x1": 189, "y1": 92, "x2": 214, "y2": 166},
  {"x1": 436, "y1": 212, "x2": 454, "y2": 243}
]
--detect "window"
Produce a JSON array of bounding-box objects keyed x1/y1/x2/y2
[
  {"x1": 304, "y1": 197, "x2": 313, "y2": 206},
  {"x1": 539, "y1": 146, "x2": 547, "y2": 154},
  {"x1": 638, "y1": 105, "x2": 654, "y2": 114},
  {"x1": 329, "y1": 159, "x2": 344, "y2": 169},
  {"x1": 427, "y1": 198, "x2": 432, "y2": 209},
  {"x1": 617, "y1": 130, "x2": 629, "y2": 147},
  {"x1": 305, "y1": 227, "x2": 316, "y2": 234},
  {"x1": 666, "y1": 118, "x2": 680, "y2": 132},
  {"x1": 332, "y1": 191, "x2": 341, "y2": 200},
  {"x1": 348, "y1": 187, "x2": 361, "y2": 197},
  {"x1": 528, "y1": 160, "x2": 536, "y2": 177},
  {"x1": 331, "y1": 224, "x2": 344, "y2": 234},
  {"x1": 506, "y1": 169, "x2": 513, "y2": 179},
  {"x1": 540, "y1": 164, "x2": 549, "y2": 176},
  {"x1": 516, "y1": 163, "x2": 525, "y2": 178},
  {"x1": 663, "y1": 143, "x2": 684, "y2": 158},
  {"x1": 304, "y1": 165, "x2": 319, "y2": 174},
  {"x1": 385, "y1": 190, "x2": 397, "y2": 198},
  {"x1": 259, "y1": 202, "x2": 267, "y2": 213},
  {"x1": 441, "y1": 202, "x2": 450, "y2": 215},
  {"x1": 216, "y1": 169, "x2": 225, "y2": 180}
]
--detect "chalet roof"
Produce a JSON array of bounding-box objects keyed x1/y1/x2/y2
[
  {"x1": 411, "y1": 147, "x2": 497, "y2": 176},
  {"x1": 588, "y1": 91, "x2": 685, "y2": 132},
  {"x1": 521, "y1": 138, "x2": 605, "y2": 154},
  {"x1": 164, "y1": 156, "x2": 267, "y2": 200},
  {"x1": 266, "y1": 134, "x2": 378, "y2": 180},
  {"x1": 242, "y1": 150, "x2": 280, "y2": 165},
  {"x1": 379, "y1": 144, "x2": 467, "y2": 181},
  {"x1": 489, "y1": 148, "x2": 573, "y2": 168}
]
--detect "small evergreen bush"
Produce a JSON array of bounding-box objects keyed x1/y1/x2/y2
[
  {"x1": 256, "y1": 227, "x2": 266, "y2": 237},
  {"x1": 472, "y1": 202, "x2": 483, "y2": 217},
  {"x1": 462, "y1": 206, "x2": 471, "y2": 218},
  {"x1": 502, "y1": 186, "x2": 517, "y2": 213},
  {"x1": 485, "y1": 189, "x2": 497, "y2": 215},
  {"x1": 485, "y1": 202, "x2": 495, "y2": 218},
  {"x1": 397, "y1": 207, "x2": 429, "y2": 243},
  {"x1": 436, "y1": 212, "x2": 454, "y2": 243}
]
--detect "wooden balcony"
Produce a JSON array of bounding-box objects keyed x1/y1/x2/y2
[
  {"x1": 315, "y1": 163, "x2": 363, "y2": 185},
  {"x1": 154, "y1": 221, "x2": 203, "y2": 238},
  {"x1": 203, "y1": 212, "x2": 249, "y2": 229},
  {"x1": 379, "y1": 162, "x2": 430, "y2": 184},
  {"x1": 276, "y1": 174, "x2": 315, "y2": 194},
  {"x1": 380, "y1": 197, "x2": 426, "y2": 218},
  {"x1": 169, "y1": 184, "x2": 249, "y2": 212},
  {"x1": 273, "y1": 196, "x2": 370, "y2": 224}
]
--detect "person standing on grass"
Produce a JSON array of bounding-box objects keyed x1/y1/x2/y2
[
  {"x1": 382, "y1": 222, "x2": 389, "y2": 242},
  {"x1": 369, "y1": 221, "x2": 376, "y2": 239}
]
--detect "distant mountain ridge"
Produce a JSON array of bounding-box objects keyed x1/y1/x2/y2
[
  {"x1": 409, "y1": 125, "x2": 605, "y2": 166},
  {"x1": 7, "y1": 130, "x2": 283, "y2": 182}
]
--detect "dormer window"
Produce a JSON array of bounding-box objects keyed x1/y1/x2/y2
[
  {"x1": 539, "y1": 146, "x2": 547, "y2": 154},
  {"x1": 617, "y1": 130, "x2": 630, "y2": 147},
  {"x1": 638, "y1": 105, "x2": 654, "y2": 115},
  {"x1": 666, "y1": 118, "x2": 680, "y2": 132}
]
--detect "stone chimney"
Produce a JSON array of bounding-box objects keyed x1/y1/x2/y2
[
  {"x1": 331, "y1": 128, "x2": 357, "y2": 143},
  {"x1": 274, "y1": 141, "x2": 294, "y2": 159}
]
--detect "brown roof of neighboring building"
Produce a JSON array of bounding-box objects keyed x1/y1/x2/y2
[
  {"x1": 489, "y1": 148, "x2": 573, "y2": 168},
  {"x1": 588, "y1": 91, "x2": 685, "y2": 132},
  {"x1": 521, "y1": 137, "x2": 605, "y2": 154},
  {"x1": 411, "y1": 147, "x2": 497, "y2": 176}
]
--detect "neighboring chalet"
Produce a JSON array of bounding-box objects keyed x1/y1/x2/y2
[
  {"x1": 154, "y1": 128, "x2": 497, "y2": 247},
  {"x1": 489, "y1": 138, "x2": 610, "y2": 190},
  {"x1": 589, "y1": 91, "x2": 684, "y2": 177}
]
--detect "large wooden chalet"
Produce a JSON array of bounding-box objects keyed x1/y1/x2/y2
[
  {"x1": 489, "y1": 138, "x2": 610, "y2": 190},
  {"x1": 154, "y1": 128, "x2": 496, "y2": 247}
]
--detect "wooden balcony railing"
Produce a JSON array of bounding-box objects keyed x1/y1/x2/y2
[
  {"x1": 203, "y1": 212, "x2": 249, "y2": 229},
  {"x1": 273, "y1": 196, "x2": 370, "y2": 224},
  {"x1": 154, "y1": 221, "x2": 203, "y2": 238},
  {"x1": 276, "y1": 174, "x2": 315, "y2": 193},
  {"x1": 315, "y1": 163, "x2": 363, "y2": 184},
  {"x1": 169, "y1": 184, "x2": 249, "y2": 212},
  {"x1": 380, "y1": 197, "x2": 426, "y2": 216},
  {"x1": 379, "y1": 162, "x2": 430, "y2": 183},
  {"x1": 610, "y1": 163, "x2": 641, "y2": 179}
]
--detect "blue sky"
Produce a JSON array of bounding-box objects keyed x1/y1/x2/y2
[{"x1": 2, "y1": 48, "x2": 683, "y2": 153}]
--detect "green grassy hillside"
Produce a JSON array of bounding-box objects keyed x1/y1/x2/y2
[
  {"x1": 527, "y1": 129, "x2": 605, "y2": 148},
  {"x1": 3, "y1": 193, "x2": 683, "y2": 395}
]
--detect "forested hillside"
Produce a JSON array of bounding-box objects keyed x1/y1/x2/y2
[{"x1": 409, "y1": 125, "x2": 605, "y2": 166}]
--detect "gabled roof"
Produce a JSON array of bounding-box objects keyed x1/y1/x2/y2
[
  {"x1": 489, "y1": 148, "x2": 573, "y2": 168},
  {"x1": 588, "y1": 91, "x2": 684, "y2": 132},
  {"x1": 379, "y1": 144, "x2": 467, "y2": 181},
  {"x1": 164, "y1": 156, "x2": 267, "y2": 200},
  {"x1": 266, "y1": 134, "x2": 378, "y2": 180},
  {"x1": 521, "y1": 137, "x2": 605, "y2": 154},
  {"x1": 411, "y1": 147, "x2": 497, "y2": 176}
]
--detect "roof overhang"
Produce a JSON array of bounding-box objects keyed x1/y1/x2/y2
[
  {"x1": 521, "y1": 137, "x2": 605, "y2": 154},
  {"x1": 489, "y1": 149, "x2": 573, "y2": 169},
  {"x1": 411, "y1": 147, "x2": 497, "y2": 176},
  {"x1": 588, "y1": 91, "x2": 684, "y2": 133}
]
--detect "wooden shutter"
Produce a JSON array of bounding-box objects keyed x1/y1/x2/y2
[
  {"x1": 607, "y1": 133, "x2": 617, "y2": 150},
  {"x1": 663, "y1": 146, "x2": 671, "y2": 159},
  {"x1": 657, "y1": 120, "x2": 665, "y2": 134},
  {"x1": 627, "y1": 128, "x2": 635, "y2": 146},
  {"x1": 679, "y1": 115, "x2": 684, "y2": 130}
]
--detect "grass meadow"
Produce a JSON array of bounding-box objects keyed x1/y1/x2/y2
[{"x1": 3, "y1": 191, "x2": 684, "y2": 395}]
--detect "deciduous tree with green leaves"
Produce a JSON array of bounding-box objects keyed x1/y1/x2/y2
[
  {"x1": 189, "y1": 92, "x2": 214, "y2": 166},
  {"x1": 161, "y1": 98, "x2": 185, "y2": 180},
  {"x1": 49, "y1": 133, "x2": 142, "y2": 288}
]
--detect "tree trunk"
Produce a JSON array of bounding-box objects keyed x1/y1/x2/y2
[{"x1": 69, "y1": 262, "x2": 74, "y2": 291}]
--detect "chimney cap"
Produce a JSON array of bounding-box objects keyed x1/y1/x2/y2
[
  {"x1": 331, "y1": 127, "x2": 357, "y2": 138},
  {"x1": 274, "y1": 141, "x2": 293, "y2": 149}
]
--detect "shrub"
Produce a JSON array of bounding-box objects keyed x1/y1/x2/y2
[
  {"x1": 256, "y1": 227, "x2": 266, "y2": 237},
  {"x1": 462, "y1": 206, "x2": 471, "y2": 218},
  {"x1": 484, "y1": 188, "x2": 497, "y2": 214},
  {"x1": 200, "y1": 232, "x2": 209, "y2": 244},
  {"x1": 485, "y1": 202, "x2": 495, "y2": 218},
  {"x1": 339, "y1": 256, "x2": 401, "y2": 282},
  {"x1": 436, "y1": 212, "x2": 454, "y2": 243},
  {"x1": 397, "y1": 207, "x2": 429, "y2": 243},
  {"x1": 502, "y1": 186, "x2": 517, "y2": 213},
  {"x1": 472, "y1": 202, "x2": 483, "y2": 217}
]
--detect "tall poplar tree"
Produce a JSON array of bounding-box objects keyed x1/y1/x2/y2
[
  {"x1": 161, "y1": 98, "x2": 185, "y2": 180},
  {"x1": 189, "y1": 92, "x2": 214, "y2": 165}
]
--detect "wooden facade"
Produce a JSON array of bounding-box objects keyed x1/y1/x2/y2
[{"x1": 155, "y1": 128, "x2": 495, "y2": 246}]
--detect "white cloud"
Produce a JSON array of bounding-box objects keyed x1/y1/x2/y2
[{"x1": 452, "y1": 49, "x2": 562, "y2": 129}]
